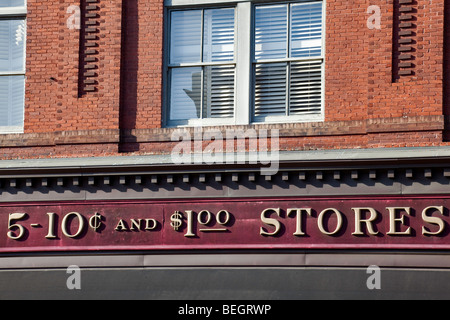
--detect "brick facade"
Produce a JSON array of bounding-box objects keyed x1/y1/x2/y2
[{"x1": 1, "y1": 0, "x2": 448, "y2": 160}]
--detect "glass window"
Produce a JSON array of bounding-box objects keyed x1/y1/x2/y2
[
  {"x1": 168, "y1": 8, "x2": 235, "y2": 125},
  {"x1": 253, "y1": 2, "x2": 323, "y2": 121},
  {"x1": 0, "y1": 19, "x2": 26, "y2": 72},
  {"x1": 0, "y1": 0, "x2": 26, "y2": 8},
  {"x1": 165, "y1": 1, "x2": 323, "y2": 127},
  {"x1": 0, "y1": 6, "x2": 26, "y2": 131}
]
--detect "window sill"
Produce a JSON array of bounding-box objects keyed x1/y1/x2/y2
[
  {"x1": 0, "y1": 126, "x2": 24, "y2": 135},
  {"x1": 166, "y1": 114, "x2": 325, "y2": 128},
  {"x1": 0, "y1": 7, "x2": 27, "y2": 16}
]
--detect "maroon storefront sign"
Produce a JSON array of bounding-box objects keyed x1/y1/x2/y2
[{"x1": 2, "y1": 196, "x2": 450, "y2": 252}]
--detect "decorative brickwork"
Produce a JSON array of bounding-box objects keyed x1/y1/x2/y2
[
  {"x1": 392, "y1": 0, "x2": 417, "y2": 80},
  {"x1": 79, "y1": 0, "x2": 101, "y2": 95}
]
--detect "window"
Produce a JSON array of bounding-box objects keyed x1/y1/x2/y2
[
  {"x1": 168, "y1": 7, "x2": 236, "y2": 126},
  {"x1": 253, "y1": 2, "x2": 323, "y2": 121},
  {"x1": 0, "y1": 0, "x2": 26, "y2": 133},
  {"x1": 165, "y1": 0, "x2": 324, "y2": 127}
]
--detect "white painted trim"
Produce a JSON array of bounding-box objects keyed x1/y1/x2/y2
[
  {"x1": 0, "y1": 7, "x2": 27, "y2": 16},
  {"x1": 0, "y1": 126, "x2": 24, "y2": 134},
  {"x1": 165, "y1": 0, "x2": 318, "y2": 8},
  {"x1": 235, "y1": 1, "x2": 251, "y2": 125},
  {"x1": 253, "y1": 113, "x2": 324, "y2": 124},
  {"x1": 167, "y1": 117, "x2": 236, "y2": 127}
]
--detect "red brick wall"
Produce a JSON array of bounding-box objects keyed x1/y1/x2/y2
[
  {"x1": 325, "y1": 0, "x2": 444, "y2": 122},
  {"x1": 120, "y1": 0, "x2": 163, "y2": 131},
  {"x1": 25, "y1": 0, "x2": 122, "y2": 134},
  {"x1": 0, "y1": 0, "x2": 447, "y2": 160}
]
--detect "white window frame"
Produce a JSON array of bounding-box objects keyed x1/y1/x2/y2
[
  {"x1": 164, "y1": 0, "x2": 325, "y2": 127},
  {"x1": 0, "y1": 1, "x2": 27, "y2": 134}
]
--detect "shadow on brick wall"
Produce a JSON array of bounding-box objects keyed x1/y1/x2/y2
[
  {"x1": 444, "y1": 0, "x2": 450, "y2": 141},
  {"x1": 119, "y1": 0, "x2": 139, "y2": 152}
]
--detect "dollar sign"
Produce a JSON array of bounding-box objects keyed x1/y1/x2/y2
[
  {"x1": 170, "y1": 211, "x2": 183, "y2": 231},
  {"x1": 89, "y1": 212, "x2": 103, "y2": 232}
]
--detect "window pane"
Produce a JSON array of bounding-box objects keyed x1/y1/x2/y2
[
  {"x1": 170, "y1": 10, "x2": 202, "y2": 64},
  {"x1": 254, "y1": 63, "x2": 287, "y2": 116},
  {"x1": 254, "y1": 4, "x2": 287, "y2": 60},
  {"x1": 0, "y1": 76, "x2": 24, "y2": 127},
  {"x1": 203, "y1": 8, "x2": 235, "y2": 62},
  {"x1": 203, "y1": 65, "x2": 234, "y2": 118},
  {"x1": 170, "y1": 67, "x2": 202, "y2": 120},
  {"x1": 0, "y1": 19, "x2": 26, "y2": 72},
  {"x1": 290, "y1": 2, "x2": 323, "y2": 58},
  {"x1": 289, "y1": 60, "x2": 322, "y2": 115},
  {"x1": 0, "y1": 0, "x2": 25, "y2": 7}
]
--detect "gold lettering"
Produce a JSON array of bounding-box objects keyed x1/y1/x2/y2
[
  {"x1": 184, "y1": 210, "x2": 195, "y2": 237},
  {"x1": 7, "y1": 213, "x2": 27, "y2": 240},
  {"x1": 287, "y1": 208, "x2": 311, "y2": 236},
  {"x1": 422, "y1": 206, "x2": 445, "y2": 236},
  {"x1": 216, "y1": 210, "x2": 230, "y2": 225},
  {"x1": 145, "y1": 219, "x2": 157, "y2": 230},
  {"x1": 317, "y1": 208, "x2": 343, "y2": 235},
  {"x1": 198, "y1": 210, "x2": 212, "y2": 225},
  {"x1": 352, "y1": 207, "x2": 379, "y2": 236},
  {"x1": 386, "y1": 207, "x2": 411, "y2": 235},
  {"x1": 260, "y1": 208, "x2": 281, "y2": 236},
  {"x1": 130, "y1": 219, "x2": 142, "y2": 231},
  {"x1": 61, "y1": 212, "x2": 84, "y2": 238},
  {"x1": 115, "y1": 219, "x2": 128, "y2": 231},
  {"x1": 45, "y1": 212, "x2": 57, "y2": 239}
]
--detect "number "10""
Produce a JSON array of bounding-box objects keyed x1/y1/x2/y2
[{"x1": 7, "y1": 212, "x2": 86, "y2": 240}]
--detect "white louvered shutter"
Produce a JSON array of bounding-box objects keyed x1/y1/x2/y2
[
  {"x1": 289, "y1": 60, "x2": 322, "y2": 115},
  {"x1": 203, "y1": 65, "x2": 234, "y2": 118},
  {"x1": 254, "y1": 63, "x2": 287, "y2": 117}
]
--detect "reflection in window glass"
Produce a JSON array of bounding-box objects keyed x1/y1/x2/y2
[{"x1": 170, "y1": 67, "x2": 202, "y2": 120}]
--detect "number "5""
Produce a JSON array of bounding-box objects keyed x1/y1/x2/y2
[{"x1": 7, "y1": 213, "x2": 28, "y2": 240}]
